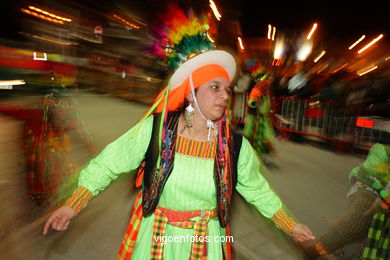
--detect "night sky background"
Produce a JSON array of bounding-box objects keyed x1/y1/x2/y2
[
  {"x1": 0, "y1": 0, "x2": 388, "y2": 45},
  {"x1": 239, "y1": 0, "x2": 388, "y2": 44}
]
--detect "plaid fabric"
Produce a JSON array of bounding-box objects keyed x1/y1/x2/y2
[
  {"x1": 117, "y1": 191, "x2": 143, "y2": 260},
  {"x1": 362, "y1": 211, "x2": 390, "y2": 260},
  {"x1": 151, "y1": 208, "x2": 169, "y2": 259},
  {"x1": 150, "y1": 207, "x2": 218, "y2": 260},
  {"x1": 189, "y1": 210, "x2": 214, "y2": 260}
]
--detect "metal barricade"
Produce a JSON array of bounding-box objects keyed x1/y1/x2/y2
[{"x1": 276, "y1": 97, "x2": 387, "y2": 148}]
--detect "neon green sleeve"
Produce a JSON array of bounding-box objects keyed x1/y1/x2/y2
[
  {"x1": 78, "y1": 115, "x2": 153, "y2": 196},
  {"x1": 235, "y1": 137, "x2": 282, "y2": 218}
]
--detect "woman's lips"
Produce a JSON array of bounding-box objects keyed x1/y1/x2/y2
[{"x1": 215, "y1": 104, "x2": 226, "y2": 110}]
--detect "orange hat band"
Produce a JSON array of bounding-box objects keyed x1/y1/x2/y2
[{"x1": 155, "y1": 64, "x2": 230, "y2": 113}]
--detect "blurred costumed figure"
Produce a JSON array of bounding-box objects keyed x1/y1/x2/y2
[
  {"x1": 243, "y1": 60, "x2": 275, "y2": 156},
  {"x1": 0, "y1": 86, "x2": 96, "y2": 207},
  {"x1": 304, "y1": 142, "x2": 390, "y2": 260}
]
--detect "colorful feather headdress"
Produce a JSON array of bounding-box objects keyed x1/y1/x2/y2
[
  {"x1": 150, "y1": 3, "x2": 217, "y2": 70},
  {"x1": 141, "y1": 2, "x2": 235, "y2": 141},
  {"x1": 245, "y1": 59, "x2": 271, "y2": 82}
]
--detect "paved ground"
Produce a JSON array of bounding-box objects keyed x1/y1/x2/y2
[{"x1": 0, "y1": 91, "x2": 364, "y2": 259}]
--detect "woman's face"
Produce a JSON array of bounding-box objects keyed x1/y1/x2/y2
[{"x1": 190, "y1": 77, "x2": 231, "y2": 121}]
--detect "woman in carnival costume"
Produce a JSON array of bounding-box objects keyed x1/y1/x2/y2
[
  {"x1": 43, "y1": 5, "x2": 315, "y2": 259},
  {"x1": 243, "y1": 61, "x2": 276, "y2": 157}
]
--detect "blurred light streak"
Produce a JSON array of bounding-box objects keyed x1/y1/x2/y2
[
  {"x1": 313, "y1": 50, "x2": 326, "y2": 63},
  {"x1": 21, "y1": 8, "x2": 64, "y2": 24},
  {"x1": 272, "y1": 26, "x2": 276, "y2": 41},
  {"x1": 32, "y1": 35, "x2": 78, "y2": 45},
  {"x1": 206, "y1": 33, "x2": 215, "y2": 43},
  {"x1": 306, "y1": 23, "x2": 318, "y2": 40},
  {"x1": 357, "y1": 65, "x2": 378, "y2": 76},
  {"x1": 238, "y1": 37, "x2": 245, "y2": 50},
  {"x1": 296, "y1": 40, "x2": 313, "y2": 61},
  {"x1": 33, "y1": 52, "x2": 47, "y2": 60},
  {"x1": 273, "y1": 39, "x2": 285, "y2": 59},
  {"x1": 267, "y1": 24, "x2": 272, "y2": 39},
  {"x1": 357, "y1": 34, "x2": 384, "y2": 54},
  {"x1": 209, "y1": 0, "x2": 222, "y2": 21},
  {"x1": 70, "y1": 32, "x2": 102, "y2": 44},
  {"x1": 113, "y1": 14, "x2": 140, "y2": 29},
  {"x1": 317, "y1": 63, "x2": 328, "y2": 73},
  {"x1": 0, "y1": 80, "x2": 25, "y2": 86},
  {"x1": 28, "y1": 6, "x2": 71, "y2": 22},
  {"x1": 332, "y1": 63, "x2": 348, "y2": 73},
  {"x1": 348, "y1": 35, "x2": 366, "y2": 50},
  {"x1": 385, "y1": 56, "x2": 390, "y2": 61}
]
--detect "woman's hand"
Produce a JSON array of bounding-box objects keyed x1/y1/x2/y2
[
  {"x1": 291, "y1": 223, "x2": 316, "y2": 242},
  {"x1": 43, "y1": 206, "x2": 76, "y2": 235}
]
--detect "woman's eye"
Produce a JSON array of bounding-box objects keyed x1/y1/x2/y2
[{"x1": 211, "y1": 85, "x2": 219, "y2": 91}]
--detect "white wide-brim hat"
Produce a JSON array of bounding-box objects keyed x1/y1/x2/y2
[{"x1": 169, "y1": 50, "x2": 237, "y2": 90}]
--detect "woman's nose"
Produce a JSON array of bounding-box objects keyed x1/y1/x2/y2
[{"x1": 220, "y1": 89, "x2": 229, "y2": 102}]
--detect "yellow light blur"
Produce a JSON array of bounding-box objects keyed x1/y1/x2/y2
[
  {"x1": 267, "y1": 24, "x2": 272, "y2": 39},
  {"x1": 28, "y1": 6, "x2": 71, "y2": 22},
  {"x1": 296, "y1": 40, "x2": 313, "y2": 61},
  {"x1": 358, "y1": 65, "x2": 378, "y2": 76},
  {"x1": 113, "y1": 14, "x2": 140, "y2": 29},
  {"x1": 385, "y1": 56, "x2": 390, "y2": 61},
  {"x1": 21, "y1": 8, "x2": 64, "y2": 24},
  {"x1": 188, "y1": 53, "x2": 197, "y2": 59},
  {"x1": 209, "y1": 0, "x2": 222, "y2": 21},
  {"x1": 0, "y1": 80, "x2": 25, "y2": 86},
  {"x1": 206, "y1": 33, "x2": 215, "y2": 43},
  {"x1": 348, "y1": 35, "x2": 366, "y2": 50},
  {"x1": 314, "y1": 50, "x2": 326, "y2": 63},
  {"x1": 238, "y1": 37, "x2": 245, "y2": 50},
  {"x1": 357, "y1": 34, "x2": 384, "y2": 54},
  {"x1": 272, "y1": 26, "x2": 276, "y2": 41},
  {"x1": 274, "y1": 39, "x2": 285, "y2": 59},
  {"x1": 306, "y1": 23, "x2": 318, "y2": 40}
]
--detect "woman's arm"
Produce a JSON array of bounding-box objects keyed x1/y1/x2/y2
[
  {"x1": 43, "y1": 116, "x2": 154, "y2": 234},
  {"x1": 235, "y1": 138, "x2": 314, "y2": 241}
]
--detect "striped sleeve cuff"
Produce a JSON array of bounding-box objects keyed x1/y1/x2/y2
[
  {"x1": 271, "y1": 209, "x2": 297, "y2": 234},
  {"x1": 64, "y1": 186, "x2": 93, "y2": 214}
]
